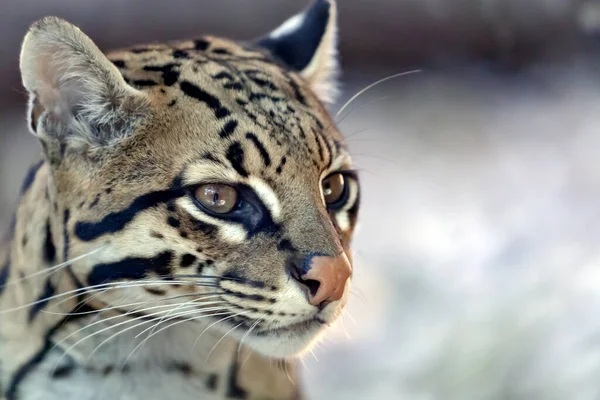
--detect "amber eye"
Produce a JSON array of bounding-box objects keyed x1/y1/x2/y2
[
  {"x1": 322, "y1": 173, "x2": 347, "y2": 207},
  {"x1": 193, "y1": 184, "x2": 238, "y2": 214}
]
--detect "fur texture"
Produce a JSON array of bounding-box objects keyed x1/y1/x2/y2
[{"x1": 0, "y1": 1, "x2": 359, "y2": 399}]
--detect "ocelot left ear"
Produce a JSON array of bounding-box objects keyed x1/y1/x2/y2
[{"x1": 257, "y1": 0, "x2": 339, "y2": 104}]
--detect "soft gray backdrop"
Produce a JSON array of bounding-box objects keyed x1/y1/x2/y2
[{"x1": 3, "y1": 1, "x2": 600, "y2": 399}]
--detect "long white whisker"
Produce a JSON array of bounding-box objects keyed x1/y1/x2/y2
[
  {"x1": 51, "y1": 306, "x2": 194, "y2": 375},
  {"x1": 124, "y1": 307, "x2": 231, "y2": 364},
  {"x1": 0, "y1": 246, "x2": 106, "y2": 290},
  {"x1": 334, "y1": 70, "x2": 421, "y2": 120},
  {"x1": 238, "y1": 312, "x2": 267, "y2": 354},
  {"x1": 206, "y1": 322, "x2": 244, "y2": 362},
  {"x1": 90, "y1": 306, "x2": 227, "y2": 363},
  {"x1": 193, "y1": 311, "x2": 251, "y2": 349},
  {"x1": 0, "y1": 280, "x2": 217, "y2": 314},
  {"x1": 136, "y1": 296, "x2": 226, "y2": 339}
]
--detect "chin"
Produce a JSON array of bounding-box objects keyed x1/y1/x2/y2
[
  {"x1": 241, "y1": 317, "x2": 329, "y2": 358},
  {"x1": 237, "y1": 299, "x2": 348, "y2": 359}
]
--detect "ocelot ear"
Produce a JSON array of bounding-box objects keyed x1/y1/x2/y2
[
  {"x1": 257, "y1": 0, "x2": 339, "y2": 104},
  {"x1": 20, "y1": 17, "x2": 148, "y2": 161}
]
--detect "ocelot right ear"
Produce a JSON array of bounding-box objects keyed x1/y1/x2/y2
[
  {"x1": 20, "y1": 17, "x2": 149, "y2": 163},
  {"x1": 256, "y1": 0, "x2": 340, "y2": 104}
]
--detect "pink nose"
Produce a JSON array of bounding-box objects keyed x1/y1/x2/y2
[{"x1": 301, "y1": 253, "x2": 351, "y2": 306}]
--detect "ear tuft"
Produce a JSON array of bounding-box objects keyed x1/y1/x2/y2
[
  {"x1": 20, "y1": 17, "x2": 148, "y2": 153},
  {"x1": 258, "y1": 0, "x2": 340, "y2": 104}
]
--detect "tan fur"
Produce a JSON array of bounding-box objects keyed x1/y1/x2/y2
[{"x1": 1, "y1": 2, "x2": 359, "y2": 399}]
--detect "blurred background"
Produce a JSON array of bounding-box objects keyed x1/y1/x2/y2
[{"x1": 3, "y1": 0, "x2": 600, "y2": 398}]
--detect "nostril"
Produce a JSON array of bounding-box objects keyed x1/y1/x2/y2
[{"x1": 301, "y1": 278, "x2": 321, "y2": 298}]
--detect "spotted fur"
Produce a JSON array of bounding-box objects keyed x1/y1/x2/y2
[{"x1": 0, "y1": 1, "x2": 359, "y2": 399}]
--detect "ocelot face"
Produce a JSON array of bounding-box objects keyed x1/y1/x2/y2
[{"x1": 20, "y1": 0, "x2": 358, "y2": 358}]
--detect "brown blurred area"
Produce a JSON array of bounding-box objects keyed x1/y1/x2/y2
[
  {"x1": 3, "y1": 1, "x2": 600, "y2": 398},
  {"x1": 0, "y1": 0, "x2": 598, "y2": 109}
]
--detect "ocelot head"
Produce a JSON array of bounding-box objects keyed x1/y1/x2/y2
[{"x1": 19, "y1": 0, "x2": 359, "y2": 358}]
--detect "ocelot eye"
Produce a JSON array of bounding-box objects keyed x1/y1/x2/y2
[
  {"x1": 322, "y1": 173, "x2": 348, "y2": 209},
  {"x1": 193, "y1": 184, "x2": 238, "y2": 214}
]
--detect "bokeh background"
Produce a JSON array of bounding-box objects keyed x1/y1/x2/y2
[{"x1": 3, "y1": 0, "x2": 600, "y2": 399}]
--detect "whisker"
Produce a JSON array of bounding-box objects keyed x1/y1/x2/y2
[
  {"x1": 193, "y1": 311, "x2": 251, "y2": 349},
  {"x1": 124, "y1": 309, "x2": 237, "y2": 366},
  {"x1": 51, "y1": 297, "x2": 227, "y2": 359},
  {"x1": 0, "y1": 280, "x2": 218, "y2": 314},
  {"x1": 206, "y1": 322, "x2": 244, "y2": 363},
  {"x1": 237, "y1": 312, "x2": 267, "y2": 354},
  {"x1": 0, "y1": 246, "x2": 106, "y2": 291},
  {"x1": 309, "y1": 348, "x2": 319, "y2": 363},
  {"x1": 95, "y1": 306, "x2": 228, "y2": 366},
  {"x1": 335, "y1": 96, "x2": 392, "y2": 127},
  {"x1": 138, "y1": 295, "x2": 225, "y2": 338},
  {"x1": 51, "y1": 305, "x2": 199, "y2": 375},
  {"x1": 334, "y1": 70, "x2": 421, "y2": 120}
]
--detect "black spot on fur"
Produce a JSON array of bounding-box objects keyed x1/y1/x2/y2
[
  {"x1": 287, "y1": 77, "x2": 307, "y2": 106},
  {"x1": 20, "y1": 159, "x2": 44, "y2": 195},
  {"x1": 179, "y1": 231, "x2": 189, "y2": 239},
  {"x1": 206, "y1": 374, "x2": 219, "y2": 390},
  {"x1": 277, "y1": 239, "x2": 296, "y2": 252},
  {"x1": 150, "y1": 231, "x2": 164, "y2": 239},
  {"x1": 111, "y1": 60, "x2": 126, "y2": 68},
  {"x1": 223, "y1": 271, "x2": 266, "y2": 289},
  {"x1": 248, "y1": 76, "x2": 277, "y2": 91},
  {"x1": 63, "y1": 209, "x2": 71, "y2": 261},
  {"x1": 314, "y1": 133, "x2": 325, "y2": 162},
  {"x1": 168, "y1": 362, "x2": 193, "y2": 375},
  {"x1": 219, "y1": 120, "x2": 238, "y2": 139},
  {"x1": 226, "y1": 353, "x2": 248, "y2": 399},
  {"x1": 276, "y1": 156, "x2": 287, "y2": 174},
  {"x1": 180, "y1": 254, "x2": 197, "y2": 268},
  {"x1": 245, "y1": 133, "x2": 271, "y2": 167},
  {"x1": 89, "y1": 194, "x2": 100, "y2": 209},
  {"x1": 223, "y1": 289, "x2": 268, "y2": 303},
  {"x1": 88, "y1": 252, "x2": 174, "y2": 286},
  {"x1": 172, "y1": 50, "x2": 191, "y2": 59},
  {"x1": 223, "y1": 82, "x2": 244, "y2": 91},
  {"x1": 202, "y1": 153, "x2": 222, "y2": 164},
  {"x1": 132, "y1": 79, "x2": 159, "y2": 87},
  {"x1": 145, "y1": 287, "x2": 167, "y2": 296},
  {"x1": 28, "y1": 278, "x2": 56, "y2": 322},
  {"x1": 0, "y1": 260, "x2": 10, "y2": 296},
  {"x1": 75, "y1": 186, "x2": 185, "y2": 241},
  {"x1": 51, "y1": 364, "x2": 75, "y2": 379},
  {"x1": 21, "y1": 234, "x2": 28, "y2": 247},
  {"x1": 180, "y1": 81, "x2": 231, "y2": 119},
  {"x1": 193, "y1": 220, "x2": 218, "y2": 236},
  {"x1": 43, "y1": 219, "x2": 57, "y2": 263},
  {"x1": 226, "y1": 142, "x2": 248, "y2": 177},
  {"x1": 194, "y1": 39, "x2": 210, "y2": 51},
  {"x1": 213, "y1": 72, "x2": 235, "y2": 80},
  {"x1": 167, "y1": 217, "x2": 181, "y2": 228},
  {"x1": 143, "y1": 63, "x2": 180, "y2": 86},
  {"x1": 168, "y1": 99, "x2": 177, "y2": 107},
  {"x1": 212, "y1": 48, "x2": 231, "y2": 55},
  {"x1": 167, "y1": 203, "x2": 176, "y2": 213}
]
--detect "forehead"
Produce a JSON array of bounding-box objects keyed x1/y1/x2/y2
[{"x1": 106, "y1": 36, "x2": 349, "y2": 179}]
